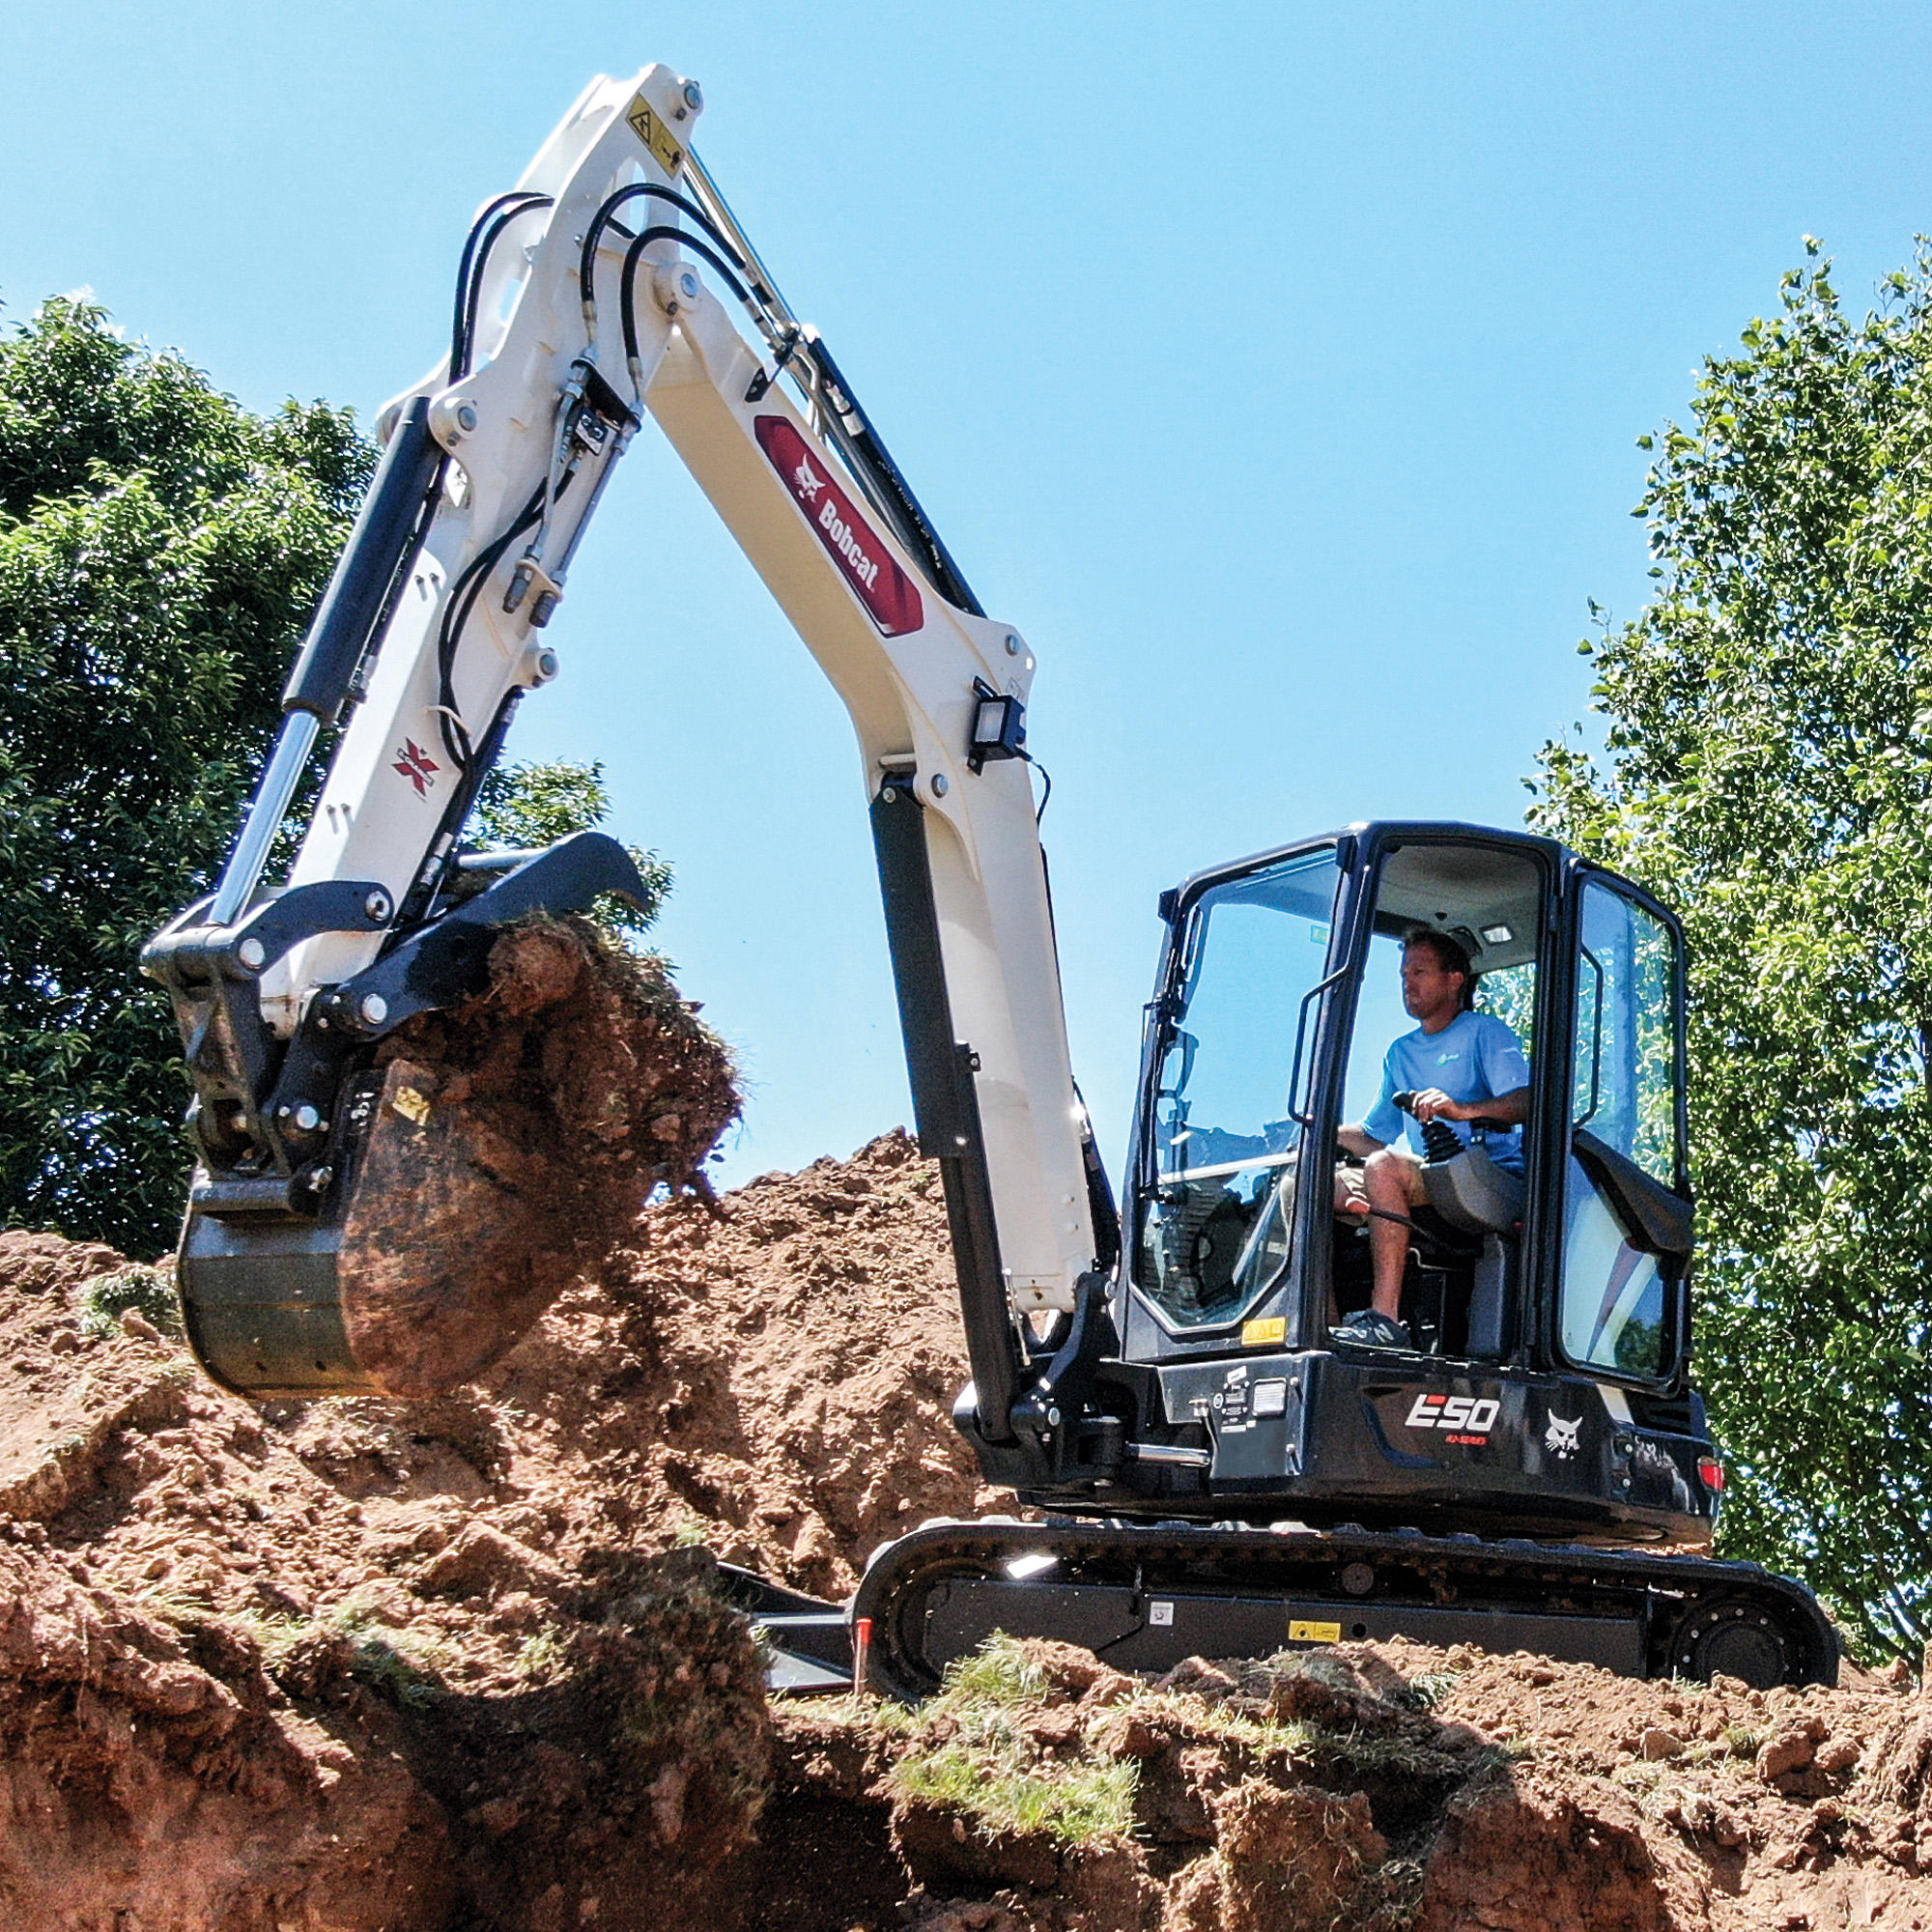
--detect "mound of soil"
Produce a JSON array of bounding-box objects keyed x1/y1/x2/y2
[
  {"x1": 779, "y1": 1634, "x2": 1932, "y2": 1932},
  {"x1": 1, "y1": 1144, "x2": 1928, "y2": 1930},
  {"x1": 336, "y1": 915, "x2": 737, "y2": 1396},
  {"x1": 0, "y1": 1134, "x2": 978, "y2": 1928}
]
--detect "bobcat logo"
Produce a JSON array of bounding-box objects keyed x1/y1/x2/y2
[{"x1": 1544, "y1": 1413, "x2": 1581, "y2": 1460}]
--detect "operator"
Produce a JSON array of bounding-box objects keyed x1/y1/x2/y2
[{"x1": 1328, "y1": 930, "x2": 1530, "y2": 1350}]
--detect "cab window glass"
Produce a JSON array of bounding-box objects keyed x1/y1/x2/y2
[
  {"x1": 1561, "y1": 880, "x2": 1683, "y2": 1378},
  {"x1": 1136, "y1": 848, "x2": 1342, "y2": 1328},
  {"x1": 1559, "y1": 1169, "x2": 1668, "y2": 1377},
  {"x1": 1573, "y1": 883, "x2": 1681, "y2": 1185}
]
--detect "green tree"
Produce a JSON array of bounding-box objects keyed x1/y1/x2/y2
[
  {"x1": 1533, "y1": 241, "x2": 1932, "y2": 1660},
  {"x1": 0, "y1": 300, "x2": 668, "y2": 1259},
  {"x1": 0, "y1": 298, "x2": 370, "y2": 1256}
]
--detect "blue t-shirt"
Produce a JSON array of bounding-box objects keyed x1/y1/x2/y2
[{"x1": 1362, "y1": 1009, "x2": 1531, "y2": 1169}]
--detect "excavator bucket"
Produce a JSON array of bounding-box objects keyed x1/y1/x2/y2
[{"x1": 177, "y1": 917, "x2": 737, "y2": 1399}]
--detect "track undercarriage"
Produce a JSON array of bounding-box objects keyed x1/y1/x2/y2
[{"x1": 738, "y1": 1517, "x2": 1836, "y2": 1702}]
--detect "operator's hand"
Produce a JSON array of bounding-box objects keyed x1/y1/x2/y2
[{"x1": 1408, "y1": 1088, "x2": 1467, "y2": 1123}]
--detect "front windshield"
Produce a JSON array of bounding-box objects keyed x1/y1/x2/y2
[{"x1": 1135, "y1": 847, "x2": 1343, "y2": 1328}]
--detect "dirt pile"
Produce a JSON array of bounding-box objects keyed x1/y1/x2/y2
[
  {"x1": 336, "y1": 915, "x2": 738, "y2": 1396},
  {"x1": 0, "y1": 1146, "x2": 1928, "y2": 1929},
  {"x1": 0, "y1": 1133, "x2": 978, "y2": 1928},
  {"x1": 779, "y1": 1634, "x2": 1932, "y2": 1931}
]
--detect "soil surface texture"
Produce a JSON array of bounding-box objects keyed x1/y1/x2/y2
[
  {"x1": 335, "y1": 915, "x2": 737, "y2": 1396},
  {"x1": 0, "y1": 1141, "x2": 1926, "y2": 1930}
]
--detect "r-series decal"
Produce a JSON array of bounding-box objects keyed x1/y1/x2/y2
[{"x1": 1405, "y1": 1393, "x2": 1500, "y2": 1446}]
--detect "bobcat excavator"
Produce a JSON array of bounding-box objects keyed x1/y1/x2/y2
[{"x1": 144, "y1": 66, "x2": 1837, "y2": 1700}]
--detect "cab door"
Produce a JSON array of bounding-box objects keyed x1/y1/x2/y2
[{"x1": 1554, "y1": 870, "x2": 1694, "y2": 1385}]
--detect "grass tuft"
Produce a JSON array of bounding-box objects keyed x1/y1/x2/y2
[
  {"x1": 939, "y1": 1632, "x2": 1051, "y2": 1708},
  {"x1": 885, "y1": 1634, "x2": 1136, "y2": 1845},
  {"x1": 896, "y1": 1744, "x2": 1137, "y2": 1843},
  {"x1": 78, "y1": 1264, "x2": 182, "y2": 1339}
]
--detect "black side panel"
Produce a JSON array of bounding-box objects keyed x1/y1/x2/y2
[
  {"x1": 869, "y1": 777, "x2": 1019, "y2": 1439},
  {"x1": 1573, "y1": 1127, "x2": 1695, "y2": 1256}
]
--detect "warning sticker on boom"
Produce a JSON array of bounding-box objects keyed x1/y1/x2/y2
[
  {"x1": 627, "y1": 97, "x2": 686, "y2": 175},
  {"x1": 1289, "y1": 1619, "x2": 1342, "y2": 1643}
]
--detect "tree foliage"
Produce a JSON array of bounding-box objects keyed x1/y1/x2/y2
[
  {"x1": 0, "y1": 298, "x2": 370, "y2": 1255},
  {"x1": 1532, "y1": 241, "x2": 1932, "y2": 1659},
  {"x1": 0, "y1": 300, "x2": 668, "y2": 1259}
]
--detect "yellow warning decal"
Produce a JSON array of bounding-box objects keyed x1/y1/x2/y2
[
  {"x1": 1289, "y1": 1620, "x2": 1342, "y2": 1644},
  {"x1": 626, "y1": 97, "x2": 686, "y2": 176},
  {"x1": 390, "y1": 1085, "x2": 432, "y2": 1127},
  {"x1": 1241, "y1": 1316, "x2": 1286, "y2": 1348}
]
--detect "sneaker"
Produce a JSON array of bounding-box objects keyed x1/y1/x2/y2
[{"x1": 1328, "y1": 1309, "x2": 1413, "y2": 1350}]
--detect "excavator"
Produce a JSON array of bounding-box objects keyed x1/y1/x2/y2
[{"x1": 143, "y1": 66, "x2": 1837, "y2": 1700}]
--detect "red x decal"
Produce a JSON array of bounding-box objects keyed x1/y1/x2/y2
[{"x1": 393, "y1": 738, "x2": 440, "y2": 797}]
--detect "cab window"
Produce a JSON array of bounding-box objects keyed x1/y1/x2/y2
[
  {"x1": 1135, "y1": 848, "x2": 1342, "y2": 1329},
  {"x1": 1559, "y1": 881, "x2": 1686, "y2": 1378}
]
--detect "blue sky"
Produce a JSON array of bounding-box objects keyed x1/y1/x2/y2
[{"x1": 7, "y1": 3, "x2": 1932, "y2": 1185}]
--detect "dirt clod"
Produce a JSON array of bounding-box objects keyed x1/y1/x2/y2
[{"x1": 337, "y1": 916, "x2": 737, "y2": 1396}]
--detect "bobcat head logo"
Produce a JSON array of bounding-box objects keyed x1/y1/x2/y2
[{"x1": 1545, "y1": 1413, "x2": 1582, "y2": 1460}]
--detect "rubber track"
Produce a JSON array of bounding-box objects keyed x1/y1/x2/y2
[{"x1": 851, "y1": 1517, "x2": 1838, "y2": 1701}]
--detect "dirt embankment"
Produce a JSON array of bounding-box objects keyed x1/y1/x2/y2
[
  {"x1": 0, "y1": 1143, "x2": 1929, "y2": 1930},
  {"x1": 0, "y1": 1131, "x2": 983, "y2": 1930}
]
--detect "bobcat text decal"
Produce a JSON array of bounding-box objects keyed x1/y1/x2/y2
[
  {"x1": 754, "y1": 416, "x2": 925, "y2": 637},
  {"x1": 1405, "y1": 1393, "x2": 1499, "y2": 1447}
]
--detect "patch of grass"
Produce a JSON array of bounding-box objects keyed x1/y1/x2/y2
[
  {"x1": 885, "y1": 1635, "x2": 1137, "y2": 1846},
  {"x1": 1406, "y1": 1669, "x2": 1463, "y2": 1711},
  {"x1": 516, "y1": 1630, "x2": 567, "y2": 1682},
  {"x1": 1720, "y1": 1723, "x2": 1761, "y2": 1759},
  {"x1": 222, "y1": 1606, "x2": 316, "y2": 1661},
  {"x1": 324, "y1": 1598, "x2": 456, "y2": 1709},
  {"x1": 136, "y1": 1585, "x2": 218, "y2": 1623},
  {"x1": 1263, "y1": 1650, "x2": 1362, "y2": 1695},
  {"x1": 78, "y1": 1264, "x2": 182, "y2": 1340},
  {"x1": 348, "y1": 1634, "x2": 442, "y2": 1710},
  {"x1": 941, "y1": 1632, "x2": 1050, "y2": 1707},
  {"x1": 896, "y1": 1743, "x2": 1136, "y2": 1844}
]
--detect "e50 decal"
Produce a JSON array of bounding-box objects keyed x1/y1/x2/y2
[{"x1": 1405, "y1": 1394, "x2": 1499, "y2": 1445}]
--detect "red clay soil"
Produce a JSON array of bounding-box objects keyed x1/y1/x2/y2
[
  {"x1": 334, "y1": 915, "x2": 738, "y2": 1396},
  {"x1": 0, "y1": 1141, "x2": 1928, "y2": 1929}
]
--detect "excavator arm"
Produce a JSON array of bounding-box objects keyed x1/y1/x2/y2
[{"x1": 146, "y1": 66, "x2": 1109, "y2": 1444}]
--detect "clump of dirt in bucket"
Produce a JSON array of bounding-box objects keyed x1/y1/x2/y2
[{"x1": 334, "y1": 915, "x2": 737, "y2": 1397}]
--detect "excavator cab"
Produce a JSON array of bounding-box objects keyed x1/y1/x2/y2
[{"x1": 1115, "y1": 821, "x2": 1706, "y2": 1541}]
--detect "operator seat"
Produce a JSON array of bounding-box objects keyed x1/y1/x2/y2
[
  {"x1": 1416, "y1": 1138, "x2": 1522, "y2": 1359},
  {"x1": 1420, "y1": 1140, "x2": 1523, "y2": 1236}
]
